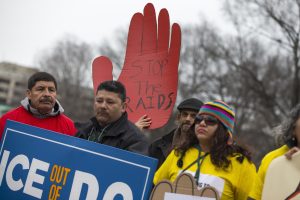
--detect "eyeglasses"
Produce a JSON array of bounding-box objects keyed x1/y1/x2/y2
[{"x1": 194, "y1": 115, "x2": 218, "y2": 126}]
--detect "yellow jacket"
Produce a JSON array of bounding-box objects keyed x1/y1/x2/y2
[{"x1": 249, "y1": 145, "x2": 289, "y2": 200}]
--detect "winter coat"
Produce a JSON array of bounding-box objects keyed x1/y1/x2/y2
[
  {"x1": 75, "y1": 112, "x2": 149, "y2": 156},
  {"x1": 0, "y1": 98, "x2": 76, "y2": 139},
  {"x1": 149, "y1": 128, "x2": 177, "y2": 169}
]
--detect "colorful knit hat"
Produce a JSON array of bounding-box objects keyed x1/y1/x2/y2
[{"x1": 198, "y1": 100, "x2": 235, "y2": 144}]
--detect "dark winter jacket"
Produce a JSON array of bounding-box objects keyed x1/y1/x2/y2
[
  {"x1": 75, "y1": 113, "x2": 149, "y2": 156},
  {"x1": 148, "y1": 128, "x2": 177, "y2": 169}
]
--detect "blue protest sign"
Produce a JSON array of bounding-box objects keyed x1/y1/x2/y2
[{"x1": 0, "y1": 120, "x2": 157, "y2": 200}]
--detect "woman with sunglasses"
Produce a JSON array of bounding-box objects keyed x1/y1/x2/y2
[{"x1": 153, "y1": 100, "x2": 256, "y2": 200}]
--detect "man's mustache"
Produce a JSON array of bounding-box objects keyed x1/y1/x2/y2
[
  {"x1": 96, "y1": 110, "x2": 108, "y2": 115},
  {"x1": 181, "y1": 122, "x2": 192, "y2": 126},
  {"x1": 40, "y1": 97, "x2": 53, "y2": 103}
]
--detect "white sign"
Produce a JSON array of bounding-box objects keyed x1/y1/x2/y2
[{"x1": 164, "y1": 192, "x2": 216, "y2": 200}]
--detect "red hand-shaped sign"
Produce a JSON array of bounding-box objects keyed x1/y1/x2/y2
[{"x1": 92, "y1": 3, "x2": 181, "y2": 129}]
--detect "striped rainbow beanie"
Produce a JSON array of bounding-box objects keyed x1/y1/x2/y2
[{"x1": 199, "y1": 100, "x2": 235, "y2": 144}]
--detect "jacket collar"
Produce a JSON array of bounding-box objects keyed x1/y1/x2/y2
[
  {"x1": 21, "y1": 97, "x2": 64, "y2": 118},
  {"x1": 91, "y1": 112, "x2": 128, "y2": 137},
  {"x1": 162, "y1": 128, "x2": 177, "y2": 141}
]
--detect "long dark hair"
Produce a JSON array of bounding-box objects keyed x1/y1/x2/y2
[{"x1": 175, "y1": 122, "x2": 252, "y2": 170}]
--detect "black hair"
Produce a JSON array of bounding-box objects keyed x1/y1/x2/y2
[
  {"x1": 28, "y1": 72, "x2": 57, "y2": 90},
  {"x1": 97, "y1": 80, "x2": 126, "y2": 102}
]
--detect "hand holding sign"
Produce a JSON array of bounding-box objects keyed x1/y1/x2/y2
[
  {"x1": 150, "y1": 173, "x2": 220, "y2": 200},
  {"x1": 92, "y1": 3, "x2": 181, "y2": 129}
]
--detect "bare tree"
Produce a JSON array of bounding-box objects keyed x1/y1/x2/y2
[
  {"x1": 224, "y1": 0, "x2": 300, "y2": 108},
  {"x1": 211, "y1": 0, "x2": 300, "y2": 163},
  {"x1": 37, "y1": 35, "x2": 94, "y2": 121},
  {"x1": 97, "y1": 28, "x2": 127, "y2": 79}
]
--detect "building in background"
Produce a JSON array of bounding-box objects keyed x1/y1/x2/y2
[{"x1": 0, "y1": 62, "x2": 38, "y2": 116}]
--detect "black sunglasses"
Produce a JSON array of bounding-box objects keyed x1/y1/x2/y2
[{"x1": 194, "y1": 115, "x2": 218, "y2": 126}]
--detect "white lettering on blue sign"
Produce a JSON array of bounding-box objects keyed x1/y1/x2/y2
[{"x1": 0, "y1": 150, "x2": 134, "y2": 199}]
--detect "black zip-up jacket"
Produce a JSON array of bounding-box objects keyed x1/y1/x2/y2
[
  {"x1": 148, "y1": 128, "x2": 177, "y2": 169},
  {"x1": 75, "y1": 113, "x2": 149, "y2": 156}
]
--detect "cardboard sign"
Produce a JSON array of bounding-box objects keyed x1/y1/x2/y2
[
  {"x1": 262, "y1": 152, "x2": 300, "y2": 200},
  {"x1": 0, "y1": 120, "x2": 157, "y2": 200},
  {"x1": 164, "y1": 192, "x2": 215, "y2": 200},
  {"x1": 92, "y1": 3, "x2": 181, "y2": 129},
  {"x1": 150, "y1": 173, "x2": 219, "y2": 200}
]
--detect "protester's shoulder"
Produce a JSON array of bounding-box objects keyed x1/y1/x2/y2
[
  {"x1": 74, "y1": 120, "x2": 93, "y2": 132},
  {"x1": 229, "y1": 153, "x2": 255, "y2": 168},
  {"x1": 3, "y1": 106, "x2": 24, "y2": 115},
  {"x1": 150, "y1": 137, "x2": 163, "y2": 148},
  {"x1": 259, "y1": 145, "x2": 289, "y2": 169},
  {"x1": 58, "y1": 113, "x2": 74, "y2": 123},
  {"x1": 262, "y1": 145, "x2": 289, "y2": 162},
  {"x1": 150, "y1": 134, "x2": 169, "y2": 147},
  {"x1": 74, "y1": 120, "x2": 94, "y2": 138},
  {"x1": 150, "y1": 129, "x2": 175, "y2": 146},
  {"x1": 1, "y1": 106, "x2": 25, "y2": 119},
  {"x1": 124, "y1": 121, "x2": 148, "y2": 142},
  {"x1": 225, "y1": 154, "x2": 256, "y2": 177},
  {"x1": 127, "y1": 120, "x2": 144, "y2": 135}
]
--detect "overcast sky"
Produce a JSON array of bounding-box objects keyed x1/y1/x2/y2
[{"x1": 0, "y1": 0, "x2": 228, "y2": 67}]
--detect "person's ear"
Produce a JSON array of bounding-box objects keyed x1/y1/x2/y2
[
  {"x1": 121, "y1": 102, "x2": 127, "y2": 113},
  {"x1": 26, "y1": 89, "x2": 31, "y2": 99}
]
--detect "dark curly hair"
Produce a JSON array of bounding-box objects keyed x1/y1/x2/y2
[{"x1": 175, "y1": 121, "x2": 252, "y2": 170}]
